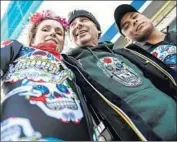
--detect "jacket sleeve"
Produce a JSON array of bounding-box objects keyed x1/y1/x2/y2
[{"x1": 1, "y1": 40, "x2": 23, "y2": 78}]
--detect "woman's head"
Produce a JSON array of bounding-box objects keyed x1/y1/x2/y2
[{"x1": 27, "y1": 10, "x2": 69, "y2": 52}]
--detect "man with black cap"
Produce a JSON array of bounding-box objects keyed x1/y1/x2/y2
[
  {"x1": 114, "y1": 4, "x2": 177, "y2": 72},
  {"x1": 68, "y1": 9, "x2": 102, "y2": 47},
  {"x1": 66, "y1": 9, "x2": 177, "y2": 141}
]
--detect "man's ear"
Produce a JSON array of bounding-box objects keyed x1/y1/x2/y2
[{"x1": 98, "y1": 30, "x2": 102, "y2": 38}]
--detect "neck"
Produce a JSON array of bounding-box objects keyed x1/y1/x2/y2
[
  {"x1": 79, "y1": 39, "x2": 98, "y2": 47},
  {"x1": 146, "y1": 29, "x2": 166, "y2": 44},
  {"x1": 86, "y1": 41, "x2": 98, "y2": 47}
]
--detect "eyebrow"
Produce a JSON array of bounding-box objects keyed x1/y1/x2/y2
[
  {"x1": 129, "y1": 13, "x2": 134, "y2": 19},
  {"x1": 56, "y1": 27, "x2": 63, "y2": 33},
  {"x1": 42, "y1": 25, "x2": 50, "y2": 28}
]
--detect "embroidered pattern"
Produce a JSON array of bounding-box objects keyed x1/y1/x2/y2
[
  {"x1": 97, "y1": 57, "x2": 143, "y2": 87},
  {"x1": 151, "y1": 45, "x2": 176, "y2": 71},
  {"x1": 4, "y1": 49, "x2": 83, "y2": 123},
  {"x1": 1, "y1": 117, "x2": 62, "y2": 141}
]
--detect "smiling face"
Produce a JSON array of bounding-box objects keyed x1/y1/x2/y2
[
  {"x1": 120, "y1": 12, "x2": 155, "y2": 42},
  {"x1": 32, "y1": 19, "x2": 65, "y2": 52},
  {"x1": 69, "y1": 17, "x2": 100, "y2": 47}
]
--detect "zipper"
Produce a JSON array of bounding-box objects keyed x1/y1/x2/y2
[
  {"x1": 63, "y1": 58, "x2": 147, "y2": 141},
  {"x1": 125, "y1": 48, "x2": 177, "y2": 86}
]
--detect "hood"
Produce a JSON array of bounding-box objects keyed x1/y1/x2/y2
[{"x1": 67, "y1": 41, "x2": 114, "y2": 58}]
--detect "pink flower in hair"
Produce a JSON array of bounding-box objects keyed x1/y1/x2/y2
[
  {"x1": 30, "y1": 12, "x2": 43, "y2": 24},
  {"x1": 43, "y1": 10, "x2": 56, "y2": 19},
  {"x1": 55, "y1": 16, "x2": 61, "y2": 20},
  {"x1": 30, "y1": 10, "x2": 70, "y2": 29}
]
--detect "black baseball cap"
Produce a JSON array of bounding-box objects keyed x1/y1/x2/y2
[{"x1": 114, "y1": 4, "x2": 138, "y2": 35}]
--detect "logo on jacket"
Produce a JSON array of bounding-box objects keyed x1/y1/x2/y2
[
  {"x1": 1, "y1": 117, "x2": 62, "y2": 141},
  {"x1": 6, "y1": 79, "x2": 84, "y2": 124},
  {"x1": 97, "y1": 57, "x2": 143, "y2": 87}
]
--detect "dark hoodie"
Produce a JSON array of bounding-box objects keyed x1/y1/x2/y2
[{"x1": 68, "y1": 42, "x2": 176, "y2": 140}]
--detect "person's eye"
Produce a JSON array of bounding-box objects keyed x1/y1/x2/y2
[
  {"x1": 42, "y1": 27, "x2": 49, "y2": 32},
  {"x1": 82, "y1": 19, "x2": 88, "y2": 22},
  {"x1": 57, "y1": 32, "x2": 63, "y2": 36},
  {"x1": 124, "y1": 24, "x2": 129, "y2": 30},
  {"x1": 70, "y1": 23, "x2": 76, "y2": 28}
]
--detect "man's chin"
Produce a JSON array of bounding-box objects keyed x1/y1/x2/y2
[{"x1": 77, "y1": 37, "x2": 90, "y2": 45}]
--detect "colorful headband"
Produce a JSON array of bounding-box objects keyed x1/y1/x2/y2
[{"x1": 29, "y1": 10, "x2": 69, "y2": 29}]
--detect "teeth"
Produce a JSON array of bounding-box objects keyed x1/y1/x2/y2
[
  {"x1": 78, "y1": 31, "x2": 86, "y2": 36},
  {"x1": 49, "y1": 66, "x2": 54, "y2": 71},
  {"x1": 45, "y1": 63, "x2": 50, "y2": 68},
  {"x1": 15, "y1": 64, "x2": 20, "y2": 70},
  {"x1": 22, "y1": 63, "x2": 26, "y2": 69},
  {"x1": 53, "y1": 67, "x2": 57, "y2": 71},
  {"x1": 22, "y1": 62, "x2": 26, "y2": 66},
  {"x1": 14, "y1": 58, "x2": 59, "y2": 73},
  {"x1": 26, "y1": 61, "x2": 30, "y2": 66},
  {"x1": 31, "y1": 60, "x2": 36, "y2": 66},
  {"x1": 46, "y1": 99, "x2": 78, "y2": 110},
  {"x1": 41, "y1": 62, "x2": 46, "y2": 67},
  {"x1": 36, "y1": 60, "x2": 41, "y2": 67},
  {"x1": 18, "y1": 63, "x2": 22, "y2": 69}
]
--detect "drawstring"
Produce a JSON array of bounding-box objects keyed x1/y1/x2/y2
[
  {"x1": 104, "y1": 44, "x2": 124, "y2": 63},
  {"x1": 86, "y1": 44, "x2": 124, "y2": 78},
  {"x1": 86, "y1": 47, "x2": 113, "y2": 78}
]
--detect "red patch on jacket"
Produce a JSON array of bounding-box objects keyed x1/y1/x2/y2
[{"x1": 1, "y1": 40, "x2": 13, "y2": 48}]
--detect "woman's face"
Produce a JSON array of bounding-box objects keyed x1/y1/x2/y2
[{"x1": 32, "y1": 19, "x2": 65, "y2": 52}]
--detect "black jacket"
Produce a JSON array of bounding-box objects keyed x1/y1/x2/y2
[
  {"x1": 1, "y1": 40, "x2": 176, "y2": 141},
  {"x1": 0, "y1": 40, "x2": 93, "y2": 141},
  {"x1": 63, "y1": 41, "x2": 177, "y2": 141}
]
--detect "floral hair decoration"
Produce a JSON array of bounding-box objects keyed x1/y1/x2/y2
[{"x1": 29, "y1": 10, "x2": 69, "y2": 29}]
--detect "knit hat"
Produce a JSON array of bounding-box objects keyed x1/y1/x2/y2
[
  {"x1": 114, "y1": 4, "x2": 138, "y2": 35},
  {"x1": 68, "y1": 9, "x2": 101, "y2": 31}
]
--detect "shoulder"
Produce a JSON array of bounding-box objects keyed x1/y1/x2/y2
[{"x1": 1, "y1": 40, "x2": 23, "y2": 48}]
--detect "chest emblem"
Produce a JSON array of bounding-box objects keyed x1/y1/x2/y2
[{"x1": 97, "y1": 57, "x2": 143, "y2": 87}]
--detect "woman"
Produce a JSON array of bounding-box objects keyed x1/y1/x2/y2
[{"x1": 0, "y1": 10, "x2": 94, "y2": 141}]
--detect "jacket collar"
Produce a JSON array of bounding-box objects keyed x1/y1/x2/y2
[{"x1": 67, "y1": 41, "x2": 114, "y2": 57}]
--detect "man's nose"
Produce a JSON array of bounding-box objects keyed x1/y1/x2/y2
[
  {"x1": 133, "y1": 19, "x2": 138, "y2": 26},
  {"x1": 76, "y1": 21, "x2": 83, "y2": 29}
]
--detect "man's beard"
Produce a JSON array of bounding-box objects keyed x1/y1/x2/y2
[
  {"x1": 135, "y1": 24, "x2": 154, "y2": 42},
  {"x1": 135, "y1": 30, "x2": 152, "y2": 42}
]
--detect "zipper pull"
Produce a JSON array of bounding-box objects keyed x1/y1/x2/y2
[{"x1": 144, "y1": 60, "x2": 149, "y2": 65}]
